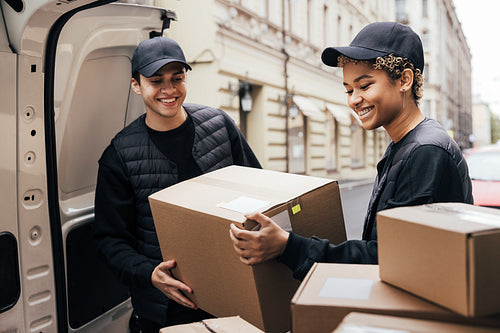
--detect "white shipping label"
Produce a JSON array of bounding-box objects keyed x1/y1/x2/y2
[
  {"x1": 219, "y1": 196, "x2": 271, "y2": 215},
  {"x1": 318, "y1": 277, "x2": 373, "y2": 300}
]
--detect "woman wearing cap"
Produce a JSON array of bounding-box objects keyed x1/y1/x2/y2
[{"x1": 229, "y1": 22, "x2": 473, "y2": 280}]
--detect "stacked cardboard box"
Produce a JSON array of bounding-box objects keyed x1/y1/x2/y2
[
  {"x1": 377, "y1": 203, "x2": 500, "y2": 317},
  {"x1": 149, "y1": 166, "x2": 347, "y2": 333},
  {"x1": 290, "y1": 263, "x2": 500, "y2": 333},
  {"x1": 333, "y1": 312, "x2": 500, "y2": 333}
]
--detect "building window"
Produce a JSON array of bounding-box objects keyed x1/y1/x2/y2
[
  {"x1": 350, "y1": 120, "x2": 365, "y2": 169},
  {"x1": 395, "y1": 0, "x2": 407, "y2": 23},
  {"x1": 337, "y1": 15, "x2": 342, "y2": 44},
  {"x1": 422, "y1": 30, "x2": 429, "y2": 50},
  {"x1": 423, "y1": 99, "x2": 431, "y2": 118},
  {"x1": 422, "y1": 0, "x2": 428, "y2": 17},
  {"x1": 307, "y1": 0, "x2": 312, "y2": 42},
  {"x1": 323, "y1": 4, "x2": 329, "y2": 46},
  {"x1": 373, "y1": 130, "x2": 389, "y2": 164},
  {"x1": 287, "y1": 0, "x2": 293, "y2": 33},
  {"x1": 288, "y1": 109, "x2": 306, "y2": 174},
  {"x1": 325, "y1": 111, "x2": 338, "y2": 172}
]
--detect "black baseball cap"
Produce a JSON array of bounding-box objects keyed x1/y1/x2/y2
[
  {"x1": 321, "y1": 22, "x2": 424, "y2": 71},
  {"x1": 131, "y1": 37, "x2": 192, "y2": 77}
]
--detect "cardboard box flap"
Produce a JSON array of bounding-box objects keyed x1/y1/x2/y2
[
  {"x1": 193, "y1": 165, "x2": 333, "y2": 195},
  {"x1": 159, "y1": 316, "x2": 264, "y2": 333},
  {"x1": 149, "y1": 180, "x2": 248, "y2": 224},
  {"x1": 149, "y1": 166, "x2": 335, "y2": 223},
  {"x1": 378, "y1": 203, "x2": 500, "y2": 234}
]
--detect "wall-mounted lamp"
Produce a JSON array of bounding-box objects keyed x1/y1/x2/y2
[
  {"x1": 278, "y1": 93, "x2": 299, "y2": 119},
  {"x1": 229, "y1": 74, "x2": 253, "y2": 112},
  {"x1": 289, "y1": 102, "x2": 299, "y2": 119},
  {"x1": 240, "y1": 82, "x2": 253, "y2": 112}
]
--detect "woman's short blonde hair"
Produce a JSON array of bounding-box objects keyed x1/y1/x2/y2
[{"x1": 337, "y1": 54, "x2": 424, "y2": 104}]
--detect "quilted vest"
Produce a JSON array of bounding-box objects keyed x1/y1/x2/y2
[{"x1": 111, "y1": 103, "x2": 233, "y2": 324}]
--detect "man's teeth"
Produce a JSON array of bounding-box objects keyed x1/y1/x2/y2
[
  {"x1": 159, "y1": 98, "x2": 175, "y2": 103},
  {"x1": 358, "y1": 107, "x2": 373, "y2": 116}
]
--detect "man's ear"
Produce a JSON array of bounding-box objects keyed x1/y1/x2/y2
[
  {"x1": 400, "y1": 68, "x2": 414, "y2": 92},
  {"x1": 131, "y1": 78, "x2": 142, "y2": 95}
]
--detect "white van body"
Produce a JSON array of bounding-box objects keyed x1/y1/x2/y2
[{"x1": 0, "y1": 1, "x2": 171, "y2": 332}]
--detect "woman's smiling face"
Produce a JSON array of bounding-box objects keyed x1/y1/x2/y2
[{"x1": 342, "y1": 61, "x2": 403, "y2": 131}]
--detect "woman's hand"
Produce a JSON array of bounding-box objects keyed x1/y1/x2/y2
[{"x1": 229, "y1": 212, "x2": 289, "y2": 265}]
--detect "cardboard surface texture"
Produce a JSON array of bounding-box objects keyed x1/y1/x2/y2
[
  {"x1": 290, "y1": 263, "x2": 500, "y2": 333},
  {"x1": 149, "y1": 166, "x2": 346, "y2": 333},
  {"x1": 333, "y1": 313, "x2": 500, "y2": 333},
  {"x1": 377, "y1": 203, "x2": 500, "y2": 317},
  {"x1": 159, "y1": 316, "x2": 264, "y2": 333}
]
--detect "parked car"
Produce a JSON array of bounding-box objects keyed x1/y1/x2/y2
[{"x1": 465, "y1": 144, "x2": 500, "y2": 209}]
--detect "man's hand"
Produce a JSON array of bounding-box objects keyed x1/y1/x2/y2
[
  {"x1": 229, "y1": 212, "x2": 289, "y2": 265},
  {"x1": 151, "y1": 260, "x2": 197, "y2": 309}
]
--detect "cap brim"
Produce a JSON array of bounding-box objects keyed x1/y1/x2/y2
[
  {"x1": 321, "y1": 46, "x2": 388, "y2": 67},
  {"x1": 139, "y1": 59, "x2": 192, "y2": 77}
]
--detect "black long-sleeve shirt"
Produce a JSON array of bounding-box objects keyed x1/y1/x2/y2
[{"x1": 279, "y1": 118, "x2": 473, "y2": 280}]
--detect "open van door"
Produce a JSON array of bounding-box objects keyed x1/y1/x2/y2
[{"x1": 0, "y1": 1, "x2": 174, "y2": 332}]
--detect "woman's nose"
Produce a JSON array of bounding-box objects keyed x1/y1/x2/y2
[{"x1": 349, "y1": 90, "x2": 363, "y2": 108}]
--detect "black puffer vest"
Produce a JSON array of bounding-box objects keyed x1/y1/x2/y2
[{"x1": 111, "y1": 104, "x2": 233, "y2": 324}]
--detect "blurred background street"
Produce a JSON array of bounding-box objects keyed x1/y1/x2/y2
[{"x1": 339, "y1": 179, "x2": 373, "y2": 240}]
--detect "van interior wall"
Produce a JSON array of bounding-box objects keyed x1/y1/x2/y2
[{"x1": 52, "y1": 3, "x2": 161, "y2": 331}]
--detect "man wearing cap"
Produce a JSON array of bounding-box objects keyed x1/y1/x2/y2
[
  {"x1": 229, "y1": 22, "x2": 472, "y2": 280},
  {"x1": 94, "y1": 37, "x2": 261, "y2": 332}
]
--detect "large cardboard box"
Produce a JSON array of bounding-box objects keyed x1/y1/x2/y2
[
  {"x1": 333, "y1": 313, "x2": 500, "y2": 333},
  {"x1": 149, "y1": 166, "x2": 346, "y2": 333},
  {"x1": 377, "y1": 203, "x2": 500, "y2": 317},
  {"x1": 290, "y1": 263, "x2": 500, "y2": 333},
  {"x1": 159, "y1": 316, "x2": 264, "y2": 333}
]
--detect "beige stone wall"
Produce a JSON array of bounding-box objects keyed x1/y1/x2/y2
[
  {"x1": 403, "y1": 0, "x2": 472, "y2": 147},
  {"x1": 157, "y1": 0, "x2": 393, "y2": 180}
]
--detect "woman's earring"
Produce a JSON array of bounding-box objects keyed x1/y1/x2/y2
[{"x1": 402, "y1": 89, "x2": 406, "y2": 109}]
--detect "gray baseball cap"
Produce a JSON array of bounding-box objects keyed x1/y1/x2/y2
[{"x1": 131, "y1": 37, "x2": 192, "y2": 77}]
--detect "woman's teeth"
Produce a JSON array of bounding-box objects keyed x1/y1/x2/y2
[{"x1": 358, "y1": 107, "x2": 373, "y2": 116}]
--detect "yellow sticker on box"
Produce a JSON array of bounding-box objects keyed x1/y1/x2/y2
[{"x1": 292, "y1": 204, "x2": 301, "y2": 215}]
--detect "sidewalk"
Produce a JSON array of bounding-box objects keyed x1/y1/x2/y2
[{"x1": 338, "y1": 178, "x2": 374, "y2": 189}]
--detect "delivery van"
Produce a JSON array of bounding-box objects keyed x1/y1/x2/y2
[{"x1": 0, "y1": 1, "x2": 175, "y2": 332}]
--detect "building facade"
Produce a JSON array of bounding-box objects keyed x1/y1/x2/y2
[
  {"x1": 132, "y1": 0, "x2": 471, "y2": 178},
  {"x1": 396, "y1": 0, "x2": 473, "y2": 149},
  {"x1": 157, "y1": 0, "x2": 393, "y2": 180},
  {"x1": 472, "y1": 96, "x2": 492, "y2": 147}
]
